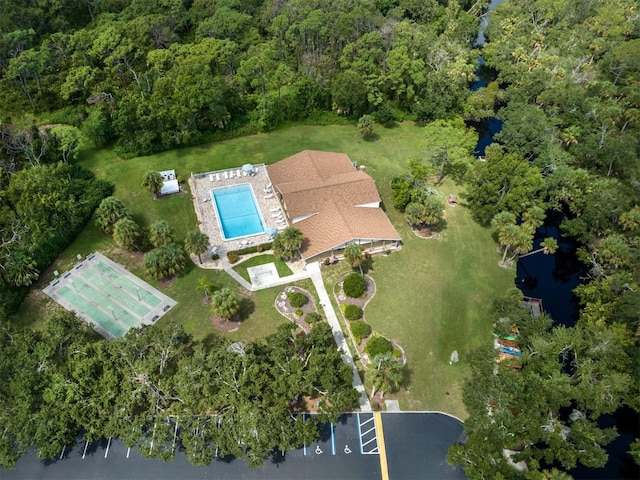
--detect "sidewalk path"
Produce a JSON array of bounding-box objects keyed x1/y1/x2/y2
[{"x1": 220, "y1": 256, "x2": 371, "y2": 411}]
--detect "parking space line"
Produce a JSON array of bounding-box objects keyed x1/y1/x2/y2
[
  {"x1": 330, "y1": 423, "x2": 336, "y2": 455},
  {"x1": 59, "y1": 446, "x2": 65, "y2": 460},
  {"x1": 105, "y1": 438, "x2": 111, "y2": 458},
  {"x1": 82, "y1": 440, "x2": 89, "y2": 459},
  {"x1": 302, "y1": 414, "x2": 308, "y2": 456},
  {"x1": 361, "y1": 426, "x2": 376, "y2": 436},
  {"x1": 362, "y1": 437, "x2": 377, "y2": 448},
  {"x1": 357, "y1": 413, "x2": 363, "y2": 454},
  {"x1": 126, "y1": 447, "x2": 131, "y2": 459}
]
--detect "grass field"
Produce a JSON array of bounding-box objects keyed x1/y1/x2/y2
[
  {"x1": 14, "y1": 121, "x2": 514, "y2": 417},
  {"x1": 232, "y1": 254, "x2": 293, "y2": 282}
]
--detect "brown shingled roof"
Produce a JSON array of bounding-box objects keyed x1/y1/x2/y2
[{"x1": 266, "y1": 150, "x2": 401, "y2": 260}]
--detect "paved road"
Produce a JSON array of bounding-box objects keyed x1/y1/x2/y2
[{"x1": 3, "y1": 413, "x2": 465, "y2": 480}]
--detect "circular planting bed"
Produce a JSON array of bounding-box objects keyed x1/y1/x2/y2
[{"x1": 274, "y1": 286, "x2": 320, "y2": 335}]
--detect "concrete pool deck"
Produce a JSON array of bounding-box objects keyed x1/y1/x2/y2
[{"x1": 189, "y1": 165, "x2": 286, "y2": 257}]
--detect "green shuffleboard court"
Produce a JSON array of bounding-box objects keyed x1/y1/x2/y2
[{"x1": 44, "y1": 252, "x2": 176, "y2": 340}]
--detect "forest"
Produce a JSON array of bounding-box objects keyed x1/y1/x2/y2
[{"x1": 0, "y1": 0, "x2": 639, "y2": 477}]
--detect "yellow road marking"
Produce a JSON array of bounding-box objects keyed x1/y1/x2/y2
[{"x1": 374, "y1": 412, "x2": 389, "y2": 480}]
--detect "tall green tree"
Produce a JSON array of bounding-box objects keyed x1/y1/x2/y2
[
  {"x1": 142, "y1": 170, "x2": 164, "y2": 199},
  {"x1": 113, "y1": 217, "x2": 140, "y2": 251},
  {"x1": 148, "y1": 220, "x2": 173, "y2": 248},
  {"x1": 210, "y1": 287, "x2": 239, "y2": 321},
  {"x1": 422, "y1": 118, "x2": 477, "y2": 184},
  {"x1": 95, "y1": 196, "x2": 131, "y2": 235},
  {"x1": 196, "y1": 276, "x2": 214, "y2": 302},
  {"x1": 184, "y1": 230, "x2": 209, "y2": 264},
  {"x1": 343, "y1": 242, "x2": 365, "y2": 274},
  {"x1": 273, "y1": 227, "x2": 304, "y2": 262}
]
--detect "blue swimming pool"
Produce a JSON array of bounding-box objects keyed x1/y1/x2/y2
[{"x1": 211, "y1": 184, "x2": 266, "y2": 240}]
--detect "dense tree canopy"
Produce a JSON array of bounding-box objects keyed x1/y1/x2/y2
[
  {"x1": 0, "y1": 315, "x2": 358, "y2": 469},
  {"x1": 0, "y1": 0, "x2": 488, "y2": 157}
]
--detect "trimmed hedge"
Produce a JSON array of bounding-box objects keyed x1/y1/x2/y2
[
  {"x1": 287, "y1": 292, "x2": 308, "y2": 308},
  {"x1": 365, "y1": 335, "x2": 393, "y2": 358},
  {"x1": 342, "y1": 303, "x2": 363, "y2": 320},
  {"x1": 235, "y1": 242, "x2": 272, "y2": 255},
  {"x1": 350, "y1": 321, "x2": 371, "y2": 345},
  {"x1": 343, "y1": 273, "x2": 366, "y2": 298}
]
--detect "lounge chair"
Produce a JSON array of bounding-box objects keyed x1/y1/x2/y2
[
  {"x1": 215, "y1": 173, "x2": 221, "y2": 181},
  {"x1": 209, "y1": 174, "x2": 215, "y2": 182},
  {"x1": 270, "y1": 206, "x2": 280, "y2": 212},
  {"x1": 229, "y1": 171, "x2": 234, "y2": 179},
  {"x1": 237, "y1": 169, "x2": 242, "y2": 177},
  {"x1": 223, "y1": 171, "x2": 228, "y2": 180},
  {"x1": 243, "y1": 170, "x2": 248, "y2": 177},
  {"x1": 264, "y1": 193, "x2": 274, "y2": 199},
  {"x1": 271, "y1": 212, "x2": 282, "y2": 217}
]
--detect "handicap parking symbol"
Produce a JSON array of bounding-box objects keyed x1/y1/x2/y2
[
  {"x1": 344, "y1": 445, "x2": 352, "y2": 454},
  {"x1": 315, "y1": 445, "x2": 323, "y2": 455}
]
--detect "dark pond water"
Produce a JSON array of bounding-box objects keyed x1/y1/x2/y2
[{"x1": 472, "y1": 1, "x2": 639, "y2": 477}]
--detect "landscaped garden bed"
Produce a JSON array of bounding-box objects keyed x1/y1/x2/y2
[
  {"x1": 334, "y1": 272, "x2": 405, "y2": 365},
  {"x1": 274, "y1": 286, "x2": 321, "y2": 335}
]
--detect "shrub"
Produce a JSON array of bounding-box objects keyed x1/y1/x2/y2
[
  {"x1": 350, "y1": 321, "x2": 371, "y2": 344},
  {"x1": 295, "y1": 309, "x2": 303, "y2": 316},
  {"x1": 365, "y1": 335, "x2": 392, "y2": 358},
  {"x1": 306, "y1": 312, "x2": 322, "y2": 324},
  {"x1": 343, "y1": 273, "x2": 366, "y2": 298},
  {"x1": 287, "y1": 292, "x2": 308, "y2": 308},
  {"x1": 343, "y1": 303, "x2": 363, "y2": 320},
  {"x1": 227, "y1": 252, "x2": 239, "y2": 263}
]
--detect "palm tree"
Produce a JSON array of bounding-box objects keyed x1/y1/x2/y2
[
  {"x1": 4, "y1": 252, "x2": 39, "y2": 286},
  {"x1": 369, "y1": 355, "x2": 404, "y2": 398},
  {"x1": 95, "y1": 196, "x2": 131, "y2": 234},
  {"x1": 196, "y1": 276, "x2": 214, "y2": 302},
  {"x1": 113, "y1": 218, "x2": 140, "y2": 251},
  {"x1": 185, "y1": 230, "x2": 209, "y2": 264},
  {"x1": 143, "y1": 249, "x2": 163, "y2": 279},
  {"x1": 497, "y1": 223, "x2": 519, "y2": 266},
  {"x1": 519, "y1": 237, "x2": 559, "y2": 259},
  {"x1": 162, "y1": 243, "x2": 187, "y2": 277},
  {"x1": 148, "y1": 220, "x2": 173, "y2": 248},
  {"x1": 343, "y1": 242, "x2": 365, "y2": 274},
  {"x1": 142, "y1": 170, "x2": 164, "y2": 199},
  {"x1": 273, "y1": 227, "x2": 304, "y2": 261},
  {"x1": 211, "y1": 287, "x2": 239, "y2": 321}
]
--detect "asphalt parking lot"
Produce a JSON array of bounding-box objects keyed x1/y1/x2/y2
[{"x1": 4, "y1": 412, "x2": 465, "y2": 480}]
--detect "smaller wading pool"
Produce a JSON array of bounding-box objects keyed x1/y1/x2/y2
[{"x1": 211, "y1": 184, "x2": 266, "y2": 240}]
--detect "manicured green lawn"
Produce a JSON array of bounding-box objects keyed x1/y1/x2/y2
[
  {"x1": 14, "y1": 122, "x2": 513, "y2": 418},
  {"x1": 233, "y1": 254, "x2": 293, "y2": 282}
]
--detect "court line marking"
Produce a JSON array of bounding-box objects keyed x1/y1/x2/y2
[{"x1": 374, "y1": 413, "x2": 389, "y2": 480}]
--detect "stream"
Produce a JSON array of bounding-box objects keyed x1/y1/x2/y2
[{"x1": 472, "y1": 1, "x2": 639, "y2": 478}]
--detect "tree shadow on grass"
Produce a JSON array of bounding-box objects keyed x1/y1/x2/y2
[{"x1": 236, "y1": 296, "x2": 255, "y2": 321}]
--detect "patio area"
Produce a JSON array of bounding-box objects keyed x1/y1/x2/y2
[{"x1": 188, "y1": 164, "x2": 287, "y2": 262}]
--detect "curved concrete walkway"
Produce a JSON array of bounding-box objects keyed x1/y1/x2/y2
[{"x1": 219, "y1": 255, "x2": 371, "y2": 411}]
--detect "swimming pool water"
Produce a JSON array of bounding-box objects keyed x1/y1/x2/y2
[{"x1": 211, "y1": 184, "x2": 266, "y2": 240}]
